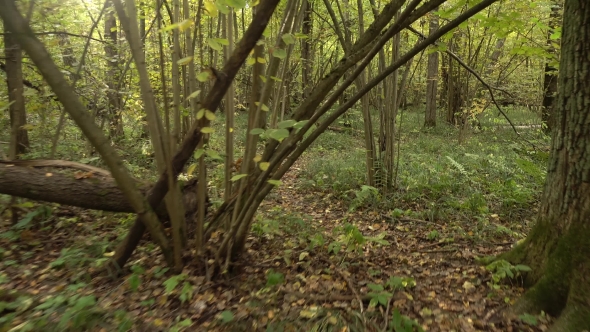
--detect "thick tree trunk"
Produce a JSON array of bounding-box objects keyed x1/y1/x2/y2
[
  {"x1": 502, "y1": 0, "x2": 590, "y2": 330},
  {"x1": 0, "y1": 164, "x2": 203, "y2": 220}
]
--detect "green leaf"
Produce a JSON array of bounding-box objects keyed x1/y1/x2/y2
[
  {"x1": 207, "y1": 38, "x2": 223, "y2": 51},
  {"x1": 206, "y1": 149, "x2": 222, "y2": 160},
  {"x1": 367, "y1": 283, "x2": 384, "y2": 292},
  {"x1": 515, "y1": 264, "x2": 532, "y2": 272},
  {"x1": 197, "y1": 71, "x2": 210, "y2": 82},
  {"x1": 204, "y1": 109, "x2": 216, "y2": 121},
  {"x1": 220, "y1": 310, "x2": 234, "y2": 323},
  {"x1": 293, "y1": 120, "x2": 309, "y2": 129},
  {"x1": 226, "y1": 0, "x2": 246, "y2": 9},
  {"x1": 230, "y1": 174, "x2": 247, "y2": 181},
  {"x1": 217, "y1": 38, "x2": 230, "y2": 45},
  {"x1": 250, "y1": 128, "x2": 265, "y2": 135},
  {"x1": 519, "y1": 313, "x2": 538, "y2": 326},
  {"x1": 215, "y1": 0, "x2": 229, "y2": 14},
  {"x1": 129, "y1": 274, "x2": 141, "y2": 292},
  {"x1": 194, "y1": 149, "x2": 205, "y2": 159},
  {"x1": 268, "y1": 128, "x2": 289, "y2": 142},
  {"x1": 163, "y1": 275, "x2": 182, "y2": 294},
  {"x1": 201, "y1": 127, "x2": 214, "y2": 134},
  {"x1": 259, "y1": 162, "x2": 269, "y2": 171},
  {"x1": 281, "y1": 33, "x2": 296, "y2": 45},
  {"x1": 267, "y1": 179, "x2": 282, "y2": 186},
  {"x1": 187, "y1": 90, "x2": 201, "y2": 100},
  {"x1": 273, "y1": 48, "x2": 287, "y2": 59},
  {"x1": 179, "y1": 282, "x2": 193, "y2": 303},
  {"x1": 246, "y1": 57, "x2": 256, "y2": 65},
  {"x1": 196, "y1": 109, "x2": 206, "y2": 120},
  {"x1": 266, "y1": 270, "x2": 284, "y2": 286},
  {"x1": 159, "y1": 22, "x2": 181, "y2": 33},
  {"x1": 177, "y1": 56, "x2": 193, "y2": 65},
  {"x1": 72, "y1": 295, "x2": 96, "y2": 309},
  {"x1": 277, "y1": 120, "x2": 297, "y2": 129}
]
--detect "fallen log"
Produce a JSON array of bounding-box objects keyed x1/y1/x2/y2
[{"x1": 0, "y1": 164, "x2": 202, "y2": 219}]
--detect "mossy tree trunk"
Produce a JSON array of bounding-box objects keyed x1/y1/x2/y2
[{"x1": 501, "y1": 0, "x2": 590, "y2": 330}]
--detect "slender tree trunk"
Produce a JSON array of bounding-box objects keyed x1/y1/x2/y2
[
  {"x1": 104, "y1": 2, "x2": 124, "y2": 139},
  {"x1": 3, "y1": 31, "x2": 30, "y2": 156},
  {"x1": 541, "y1": 0, "x2": 561, "y2": 133},
  {"x1": 424, "y1": 11, "x2": 439, "y2": 128},
  {"x1": 502, "y1": 1, "x2": 590, "y2": 330}
]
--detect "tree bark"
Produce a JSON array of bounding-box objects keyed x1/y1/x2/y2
[
  {"x1": 541, "y1": 0, "x2": 561, "y2": 134},
  {"x1": 0, "y1": 164, "x2": 203, "y2": 221},
  {"x1": 104, "y1": 1, "x2": 124, "y2": 139},
  {"x1": 424, "y1": 11, "x2": 439, "y2": 128},
  {"x1": 502, "y1": 0, "x2": 590, "y2": 330},
  {"x1": 3, "y1": 31, "x2": 30, "y2": 156}
]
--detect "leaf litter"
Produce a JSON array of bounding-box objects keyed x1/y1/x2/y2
[{"x1": 0, "y1": 159, "x2": 549, "y2": 331}]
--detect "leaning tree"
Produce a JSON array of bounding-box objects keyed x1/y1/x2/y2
[{"x1": 500, "y1": 0, "x2": 590, "y2": 330}]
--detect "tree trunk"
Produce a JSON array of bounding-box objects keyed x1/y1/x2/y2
[
  {"x1": 0, "y1": 164, "x2": 204, "y2": 222},
  {"x1": 3, "y1": 30, "x2": 30, "y2": 156},
  {"x1": 541, "y1": 0, "x2": 561, "y2": 134},
  {"x1": 104, "y1": 2, "x2": 124, "y2": 139},
  {"x1": 424, "y1": 11, "x2": 439, "y2": 128},
  {"x1": 502, "y1": 0, "x2": 590, "y2": 330}
]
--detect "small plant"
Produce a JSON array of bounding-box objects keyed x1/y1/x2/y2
[
  {"x1": 163, "y1": 274, "x2": 194, "y2": 304},
  {"x1": 427, "y1": 230, "x2": 439, "y2": 241},
  {"x1": 385, "y1": 276, "x2": 416, "y2": 291},
  {"x1": 389, "y1": 309, "x2": 424, "y2": 332},
  {"x1": 367, "y1": 283, "x2": 392, "y2": 308},
  {"x1": 50, "y1": 248, "x2": 92, "y2": 269},
  {"x1": 486, "y1": 259, "x2": 531, "y2": 288},
  {"x1": 265, "y1": 270, "x2": 285, "y2": 287},
  {"x1": 349, "y1": 185, "x2": 380, "y2": 211},
  {"x1": 308, "y1": 233, "x2": 325, "y2": 250},
  {"x1": 219, "y1": 310, "x2": 234, "y2": 323},
  {"x1": 128, "y1": 265, "x2": 145, "y2": 292}
]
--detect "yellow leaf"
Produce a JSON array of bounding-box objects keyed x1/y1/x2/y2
[
  {"x1": 253, "y1": 155, "x2": 262, "y2": 163},
  {"x1": 204, "y1": 0, "x2": 218, "y2": 17},
  {"x1": 153, "y1": 318, "x2": 165, "y2": 326},
  {"x1": 177, "y1": 56, "x2": 193, "y2": 65},
  {"x1": 178, "y1": 19, "x2": 193, "y2": 31},
  {"x1": 187, "y1": 163, "x2": 197, "y2": 176},
  {"x1": 103, "y1": 251, "x2": 115, "y2": 257},
  {"x1": 229, "y1": 127, "x2": 234, "y2": 132},
  {"x1": 259, "y1": 162, "x2": 269, "y2": 171},
  {"x1": 196, "y1": 109, "x2": 206, "y2": 120},
  {"x1": 201, "y1": 127, "x2": 214, "y2": 134},
  {"x1": 299, "y1": 306, "x2": 319, "y2": 319},
  {"x1": 205, "y1": 109, "x2": 216, "y2": 120},
  {"x1": 257, "y1": 57, "x2": 266, "y2": 64}
]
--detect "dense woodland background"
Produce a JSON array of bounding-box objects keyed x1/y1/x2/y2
[{"x1": 2, "y1": 0, "x2": 589, "y2": 331}]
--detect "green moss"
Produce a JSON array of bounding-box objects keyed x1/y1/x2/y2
[
  {"x1": 548, "y1": 304, "x2": 590, "y2": 332},
  {"x1": 512, "y1": 275, "x2": 568, "y2": 316}
]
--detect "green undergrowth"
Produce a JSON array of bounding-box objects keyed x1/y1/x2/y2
[{"x1": 300, "y1": 108, "x2": 550, "y2": 239}]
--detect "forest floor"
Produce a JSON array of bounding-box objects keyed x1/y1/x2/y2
[
  {"x1": 1, "y1": 159, "x2": 549, "y2": 332},
  {"x1": 1, "y1": 111, "x2": 551, "y2": 331}
]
